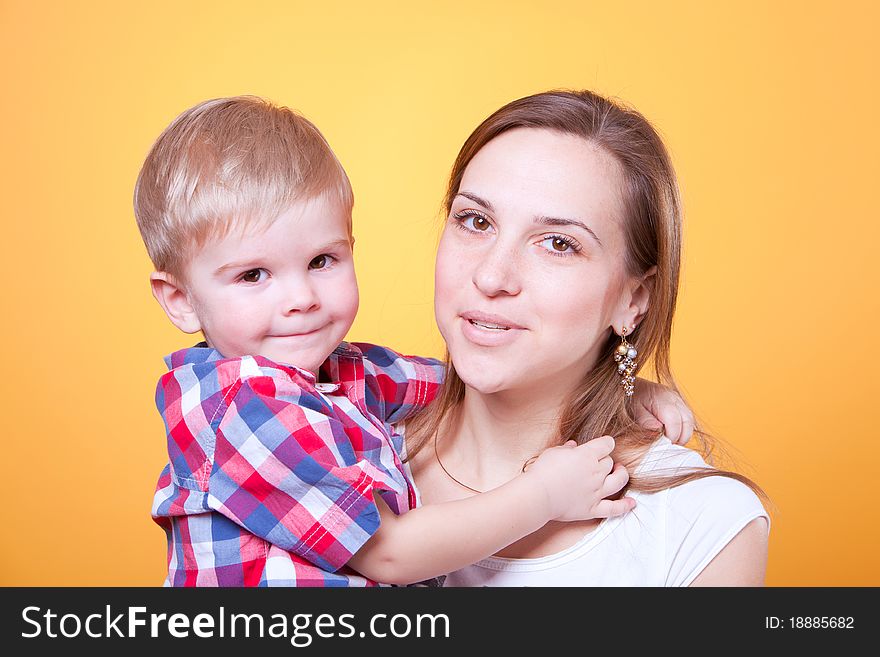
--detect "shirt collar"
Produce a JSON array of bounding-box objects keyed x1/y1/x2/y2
[
  {"x1": 163, "y1": 341, "x2": 365, "y2": 383},
  {"x1": 163, "y1": 341, "x2": 223, "y2": 370}
]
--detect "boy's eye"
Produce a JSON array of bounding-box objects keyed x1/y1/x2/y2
[
  {"x1": 240, "y1": 269, "x2": 265, "y2": 283},
  {"x1": 309, "y1": 255, "x2": 333, "y2": 270}
]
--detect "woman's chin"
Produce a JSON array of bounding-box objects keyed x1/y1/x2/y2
[{"x1": 452, "y1": 359, "x2": 514, "y2": 395}]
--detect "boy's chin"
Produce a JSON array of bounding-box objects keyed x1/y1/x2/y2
[{"x1": 264, "y1": 345, "x2": 332, "y2": 375}]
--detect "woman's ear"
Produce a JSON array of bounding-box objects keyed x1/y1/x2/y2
[
  {"x1": 150, "y1": 272, "x2": 202, "y2": 334},
  {"x1": 630, "y1": 265, "x2": 657, "y2": 328},
  {"x1": 615, "y1": 266, "x2": 657, "y2": 331}
]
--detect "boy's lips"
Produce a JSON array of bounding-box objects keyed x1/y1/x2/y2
[{"x1": 271, "y1": 326, "x2": 326, "y2": 338}]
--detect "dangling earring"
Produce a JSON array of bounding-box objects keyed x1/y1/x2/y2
[{"x1": 614, "y1": 326, "x2": 638, "y2": 397}]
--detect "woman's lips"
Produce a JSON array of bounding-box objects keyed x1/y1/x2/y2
[
  {"x1": 460, "y1": 311, "x2": 526, "y2": 330},
  {"x1": 459, "y1": 312, "x2": 525, "y2": 347}
]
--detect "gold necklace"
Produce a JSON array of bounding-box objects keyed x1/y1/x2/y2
[
  {"x1": 433, "y1": 436, "x2": 483, "y2": 494},
  {"x1": 433, "y1": 437, "x2": 536, "y2": 494}
]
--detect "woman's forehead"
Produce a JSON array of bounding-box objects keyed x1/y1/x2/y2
[{"x1": 458, "y1": 128, "x2": 626, "y2": 229}]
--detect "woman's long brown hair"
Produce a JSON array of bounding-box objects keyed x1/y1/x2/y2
[{"x1": 406, "y1": 89, "x2": 767, "y2": 500}]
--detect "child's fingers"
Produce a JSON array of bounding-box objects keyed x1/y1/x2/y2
[
  {"x1": 658, "y1": 405, "x2": 683, "y2": 444},
  {"x1": 678, "y1": 403, "x2": 695, "y2": 445},
  {"x1": 592, "y1": 496, "x2": 636, "y2": 518},
  {"x1": 586, "y1": 435, "x2": 615, "y2": 456},
  {"x1": 633, "y1": 401, "x2": 664, "y2": 430},
  {"x1": 600, "y1": 462, "x2": 630, "y2": 497}
]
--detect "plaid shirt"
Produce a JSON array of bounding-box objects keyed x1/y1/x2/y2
[{"x1": 151, "y1": 341, "x2": 444, "y2": 586}]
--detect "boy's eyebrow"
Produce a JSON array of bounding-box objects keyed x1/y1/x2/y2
[
  {"x1": 214, "y1": 259, "x2": 264, "y2": 276},
  {"x1": 213, "y1": 239, "x2": 352, "y2": 276},
  {"x1": 535, "y1": 216, "x2": 603, "y2": 247},
  {"x1": 317, "y1": 238, "x2": 353, "y2": 253}
]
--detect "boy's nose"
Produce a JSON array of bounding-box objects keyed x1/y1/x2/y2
[{"x1": 282, "y1": 278, "x2": 320, "y2": 314}]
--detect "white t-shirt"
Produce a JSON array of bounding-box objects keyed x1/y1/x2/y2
[{"x1": 430, "y1": 436, "x2": 769, "y2": 587}]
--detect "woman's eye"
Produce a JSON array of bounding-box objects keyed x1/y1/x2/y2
[
  {"x1": 454, "y1": 211, "x2": 493, "y2": 233},
  {"x1": 538, "y1": 235, "x2": 581, "y2": 255},
  {"x1": 308, "y1": 254, "x2": 333, "y2": 270},
  {"x1": 470, "y1": 215, "x2": 490, "y2": 231},
  {"x1": 240, "y1": 268, "x2": 265, "y2": 283}
]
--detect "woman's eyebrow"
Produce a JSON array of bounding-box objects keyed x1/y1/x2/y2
[
  {"x1": 457, "y1": 190, "x2": 603, "y2": 247},
  {"x1": 455, "y1": 191, "x2": 494, "y2": 211},
  {"x1": 535, "y1": 216, "x2": 603, "y2": 247}
]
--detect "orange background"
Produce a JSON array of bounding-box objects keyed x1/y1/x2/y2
[{"x1": 1, "y1": 0, "x2": 877, "y2": 585}]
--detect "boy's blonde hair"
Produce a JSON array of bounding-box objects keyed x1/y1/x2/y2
[{"x1": 134, "y1": 96, "x2": 354, "y2": 279}]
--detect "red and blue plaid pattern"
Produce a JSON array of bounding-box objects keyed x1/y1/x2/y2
[{"x1": 151, "y1": 341, "x2": 444, "y2": 586}]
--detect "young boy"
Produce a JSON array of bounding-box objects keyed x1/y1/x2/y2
[{"x1": 135, "y1": 96, "x2": 640, "y2": 586}]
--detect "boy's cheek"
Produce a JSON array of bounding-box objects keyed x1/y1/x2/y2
[
  {"x1": 339, "y1": 271, "x2": 359, "y2": 319},
  {"x1": 339, "y1": 293, "x2": 359, "y2": 331}
]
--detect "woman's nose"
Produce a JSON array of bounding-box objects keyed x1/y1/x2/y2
[{"x1": 472, "y1": 239, "x2": 522, "y2": 297}]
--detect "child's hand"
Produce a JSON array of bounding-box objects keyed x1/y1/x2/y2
[
  {"x1": 632, "y1": 378, "x2": 695, "y2": 445},
  {"x1": 526, "y1": 436, "x2": 634, "y2": 522}
]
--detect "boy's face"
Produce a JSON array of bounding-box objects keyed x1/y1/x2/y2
[{"x1": 182, "y1": 194, "x2": 358, "y2": 374}]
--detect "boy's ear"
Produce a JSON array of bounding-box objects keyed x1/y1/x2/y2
[{"x1": 150, "y1": 272, "x2": 202, "y2": 334}]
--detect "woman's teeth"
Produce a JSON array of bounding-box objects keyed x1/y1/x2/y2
[{"x1": 469, "y1": 319, "x2": 509, "y2": 331}]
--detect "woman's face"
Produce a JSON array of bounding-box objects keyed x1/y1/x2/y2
[{"x1": 434, "y1": 127, "x2": 641, "y2": 396}]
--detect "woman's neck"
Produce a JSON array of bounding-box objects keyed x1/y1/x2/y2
[{"x1": 436, "y1": 382, "x2": 571, "y2": 491}]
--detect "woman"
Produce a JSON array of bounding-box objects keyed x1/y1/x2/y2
[{"x1": 404, "y1": 90, "x2": 770, "y2": 586}]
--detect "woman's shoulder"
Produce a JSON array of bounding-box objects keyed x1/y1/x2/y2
[
  {"x1": 634, "y1": 437, "x2": 768, "y2": 525},
  {"x1": 632, "y1": 436, "x2": 710, "y2": 476},
  {"x1": 633, "y1": 438, "x2": 770, "y2": 586}
]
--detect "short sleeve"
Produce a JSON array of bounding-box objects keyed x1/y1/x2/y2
[
  {"x1": 354, "y1": 343, "x2": 445, "y2": 425},
  {"x1": 664, "y1": 475, "x2": 770, "y2": 586},
  {"x1": 206, "y1": 374, "x2": 405, "y2": 573}
]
